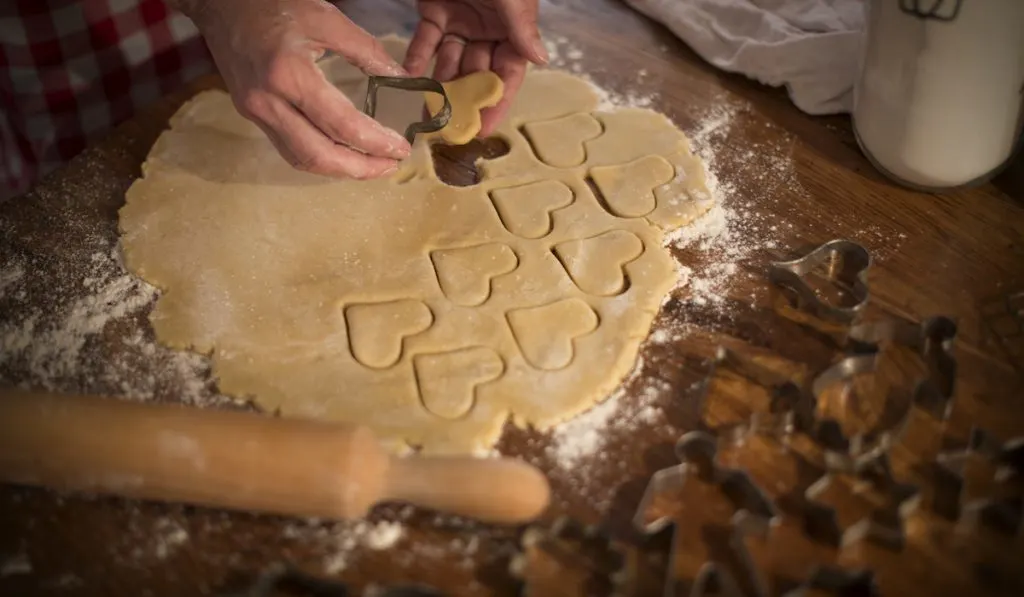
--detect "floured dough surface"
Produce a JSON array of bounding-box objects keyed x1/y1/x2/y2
[{"x1": 119, "y1": 38, "x2": 712, "y2": 454}]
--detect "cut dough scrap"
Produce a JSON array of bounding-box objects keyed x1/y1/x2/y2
[
  {"x1": 415, "y1": 347, "x2": 504, "y2": 420},
  {"x1": 425, "y1": 71, "x2": 504, "y2": 145},
  {"x1": 507, "y1": 299, "x2": 599, "y2": 370},
  {"x1": 522, "y1": 113, "x2": 603, "y2": 168},
  {"x1": 489, "y1": 180, "x2": 574, "y2": 239},
  {"x1": 345, "y1": 300, "x2": 433, "y2": 369},
  {"x1": 431, "y1": 243, "x2": 518, "y2": 306},
  {"x1": 119, "y1": 37, "x2": 713, "y2": 454},
  {"x1": 554, "y1": 230, "x2": 643, "y2": 296}
]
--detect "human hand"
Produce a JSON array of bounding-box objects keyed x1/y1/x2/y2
[
  {"x1": 404, "y1": 0, "x2": 548, "y2": 137},
  {"x1": 173, "y1": 0, "x2": 411, "y2": 179}
]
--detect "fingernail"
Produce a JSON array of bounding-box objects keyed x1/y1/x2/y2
[
  {"x1": 533, "y1": 35, "x2": 550, "y2": 64},
  {"x1": 385, "y1": 61, "x2": 409, "y2": 77}
]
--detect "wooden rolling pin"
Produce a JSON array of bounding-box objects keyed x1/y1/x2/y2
[{"x1": 0, "y1": 389, "x2": 550, "y2": 524}]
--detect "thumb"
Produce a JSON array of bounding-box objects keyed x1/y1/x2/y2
[
  {"x1": 494, "y1": 0, "x2": 548, "y2": 65},
  {"x1": 310, "y1": 8, "x2": 408, "y2": 76}
]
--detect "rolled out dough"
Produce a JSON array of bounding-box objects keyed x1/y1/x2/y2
[{"x1": 119, "y1": 38, "x2": 712, "y2": 455}]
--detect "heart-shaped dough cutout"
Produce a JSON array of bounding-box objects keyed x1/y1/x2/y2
[
  {"x1": 507, "y1": 298, "x2": 599, "y2": 370},
  {"x1": 589, "y1": 155, "x2": 675, "y2": 218},
  {"x1": 489, "y1": 180, "x2": 574, "y2": 239},
  {"x1": 554, "y1": 230, "x2": 644, "y2": 296},
  {"x1": 431, "y1": 243, "x2": 518, "y2": 306},
  {"x1": 521, "y1": 113, "x2": 604, "y2": 168},
  {"x1": 345, "y1": 299, "x2": 432, "y2": 368},
  {"x1": 414, "y1": 347, "x2": 504, "y2": 419}
]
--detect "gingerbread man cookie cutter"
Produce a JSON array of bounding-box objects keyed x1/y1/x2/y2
[
  {"x1": 632, "y1": 431, "x2": 779, "y2": 597},
  {"x1": 803, "y1": 452, "x2": 922, "y2": 551}
]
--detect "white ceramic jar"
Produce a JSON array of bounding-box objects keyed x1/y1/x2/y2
[{"x1": 853, "y1": 0, "x2": 1024, "y2": 191}]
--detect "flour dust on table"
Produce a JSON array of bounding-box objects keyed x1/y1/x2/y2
[{"x1": 117, "y1": 37, "x2": 713, "y2": 455}]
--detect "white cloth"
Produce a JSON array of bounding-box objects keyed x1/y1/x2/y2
[{"x1": 623, "y1": 0, "x2": 865, "y2": 115}]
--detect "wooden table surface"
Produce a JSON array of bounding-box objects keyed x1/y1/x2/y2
[{"x1": 2, "y1": 1, "x2": 1023, "y2": 595}]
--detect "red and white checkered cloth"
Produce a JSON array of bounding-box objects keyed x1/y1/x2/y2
[{"x1": 0, "y1": 0, "x2": 213, "y2": 200}]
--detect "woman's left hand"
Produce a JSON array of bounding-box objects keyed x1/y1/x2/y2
[{"x1": 404, "y1": 0, "x2": 548, "y2": 136}]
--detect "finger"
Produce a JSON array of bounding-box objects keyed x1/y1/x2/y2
[
  {"x1": 263, "y1": 55, "x2": 410, "y2": 159},
  {"x1": 479, "y1": 41, "x2": 527, "y2": 137},
  {"x1": 460, "y1": 41, "x2": 494, "y2": 75},
  {"x1": 255, "y1": 94, "x2": 399, "y2": 179},
  {"x1": 309, "y1": 7, "x2": 407, "y2": 76},
  {"x1": 295, "y1": 83, "x2": 412, "y2": 160},
  {"x1": 433, "y1": 35, "x2": 467, "y2": 82},
  {"x1": 404, "y1": 18, "x2": 444, "y2": 76},
  {"x1": 493, "y1": 0, "x2": 548, "y2": 65}
]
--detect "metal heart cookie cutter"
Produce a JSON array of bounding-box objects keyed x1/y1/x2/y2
[
  {"x1": 363, "y1": 76, "x2": 452, "y2": 144},
  {"x1": 768, "y1": 239, "x2": 872, "y2": 324}
]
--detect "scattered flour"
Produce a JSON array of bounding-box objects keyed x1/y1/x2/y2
[
  {"x1": 544, "y1": 35, "x2": 657, "y2": 110},
  {"x1": 283, "y1": 519, "x2": 406, "y2": 575},
  {"x1": 0, "y1": 552, "x2": 32, "y2": 577},
  {"x1": 43, "y1": 573, "x2": 83, "y2": 590},
  {"x1": 667, "y1": 98, "x2": 789, "y2": 313},
  {"x1": 152, "y1": 517, "x2": 190, "y2": 560},
  {"x1": 548, "y1": 355, "x2": 673, "y2": 469},
  {"x1": 0, "y1": 263, "x2": 24, "y2": 298},
  {"x1": 545, "y1": 87, "x2": 795, "y2": 477},
  {"x1": 0, "y1": 240, "x2": 227, "y2": 406}
]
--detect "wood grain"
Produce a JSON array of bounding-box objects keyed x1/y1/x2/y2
[{"x1": 1, "y1": 0, "x2": 1023, "y2": 595}]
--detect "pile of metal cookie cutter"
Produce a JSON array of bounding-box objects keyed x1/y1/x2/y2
[
  {"x1": 763, "y1": 240, "x2": 961, "y2": 473},
  {"x1": 629, "y1": 431, "x2": 879, "y2": 597},
  {"x1": 625, "y1": 236, "x2": 1022, "y2": 595},
  {"x1": 221, "y1": 563, "x2": 445, "y2": 597},
  {"x1": 690, "y1": 345, "x2": 925, "y2": 552},
  {"x1": 509, "y1": 516, "x2": 627, "y2": 596},
  {"x1": 363, "y1": 76, "x2": 452, "y2": 144},
  {"x1": 933, "y1": 427, "x2": 1024, "y2": 536}
]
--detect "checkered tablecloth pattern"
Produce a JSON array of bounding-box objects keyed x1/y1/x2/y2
[{"x1": 0, "y1": 0, "x2": 214, "y2": 200}]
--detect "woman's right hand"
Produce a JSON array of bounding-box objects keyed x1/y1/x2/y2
[{"x1": 174, "y1": 0, "x2": 411, "y2": 179}]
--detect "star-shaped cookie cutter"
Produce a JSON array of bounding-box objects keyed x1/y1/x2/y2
[
  {"x1": 933, "y1": 427, "x2": 1024, "y2": 536},
  {"x1": 768, "y1": 240, "x2": 872, "y2": 324},
  {"x1": 632, "y1": 431, "x2": 779, "y2": 597},
  {"x1": 803, "y1": 452, "x2": 922, "y2": 551},
  {"x1": 363, "y1": 76, "x2": 452, "y2": 144}
]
